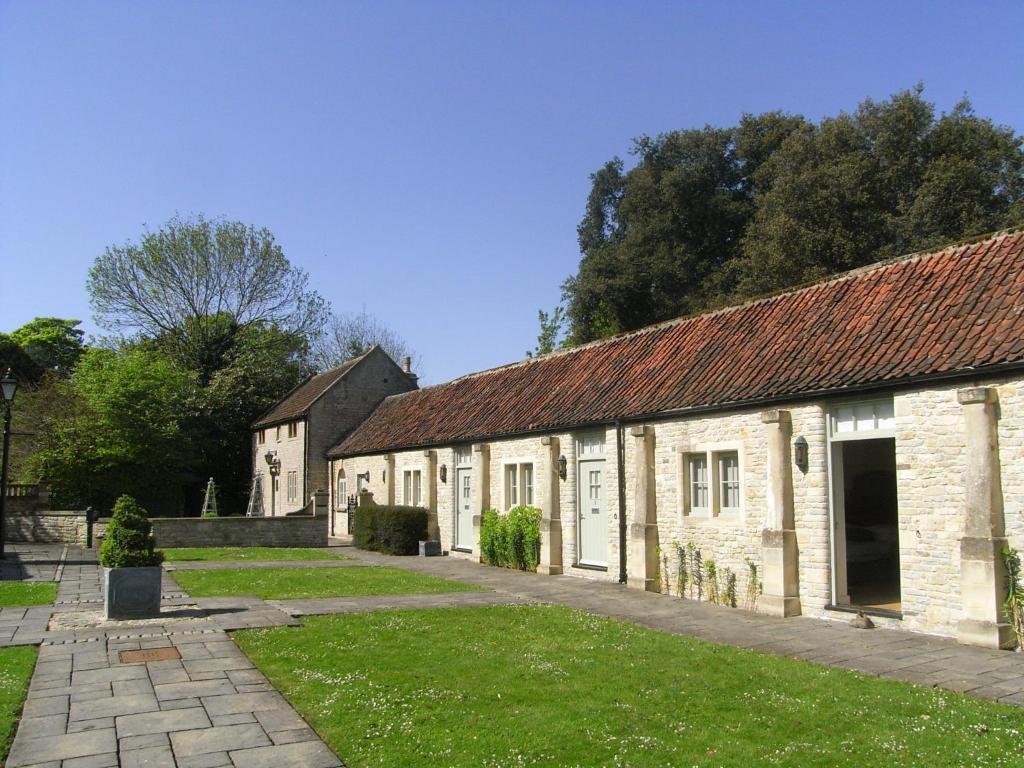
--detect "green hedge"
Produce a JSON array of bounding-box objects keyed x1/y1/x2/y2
[
  {"x1": 480, "y1": 505, "x2": 542, "y2": 571},
  {"x1": 353, "y1": 505, "x2": 428, "y2": 555},
  {"x1": 99, "y1": 495, "x2": 164, "y2": 568}
]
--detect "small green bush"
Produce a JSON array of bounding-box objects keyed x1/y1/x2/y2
[
  {"x1": 353, "y1": 505, "x2": 428, "y2": 555},
  {"x1": 99, "y1": 495, "x2": 164, "y2": 568},
  {"x1": 479, "y1": 505, "x2": 541, "y2": 571}
]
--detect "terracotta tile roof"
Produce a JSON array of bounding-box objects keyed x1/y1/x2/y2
[
  {"x1": 331, "y1": 230, "x2": 1024, "y2": 457},
  {"x1": 252, "y1": 349, "x2": 371, "y2": 429}
]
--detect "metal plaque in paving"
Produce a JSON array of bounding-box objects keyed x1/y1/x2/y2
[{"x1": 118, "y1": 647, "x2": 181, "y2": 664}]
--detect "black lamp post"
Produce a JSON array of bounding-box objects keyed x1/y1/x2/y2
[
  {"x1": 0, "y1": 368, "x2": 18, "y2": 560},
  {"x1": 264, "y1": 451, "x2": 280, "y2": 517}
]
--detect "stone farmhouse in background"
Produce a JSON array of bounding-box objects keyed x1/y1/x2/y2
[
  {"x1": 255, "y1": 229, "x2": 1024, "y2": 650},
  {"x1": 250, "y1": 346, "x2": 417, "y2": 518}
]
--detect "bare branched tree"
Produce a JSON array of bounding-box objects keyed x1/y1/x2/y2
[
  {"x1": 87, "y1": 214, "x2": 328, "y2": 359},
  {"x1": 310, "y1": 310, "x2": 421, "y2": 374}
]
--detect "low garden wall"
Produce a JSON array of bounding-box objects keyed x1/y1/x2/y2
[
  {"x1": 150, "y1": 515, "x2": 328, "y2": 548},
  {"x1": 5, "y1": 511, "x2": 107, "y2": 546}
]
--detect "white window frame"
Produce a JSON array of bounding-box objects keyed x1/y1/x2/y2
[
  {"x1": 502, "y1": 460, "x2": 535, "y2": 509},
  {"x1": 686, "y1": 453, "x2": 710, "y2": 517},
  {"x1": 257, "y1": 429, "x2": 265, "y2": 445},
  {"x1": 287, "y1": 421, "x2": 298, "y2": 439},
  {"x1": 336, "y1": 470, "x2": 347, "y2": 510},
  {"x1": 402, "y1": 468, "x2": 422, "y2": 507},
  {"x1": 828, "y1": 398, "x2": 896, "y2": 442},
  {"x1": 677, "y1": 442, "x2": 744, "y2": 519},
  {"x1": 286, "y1": 471, "x2": 298, "y2": 503},
  {"x1": 715, "y1": 450, "x2": 741, "y2": 515}
]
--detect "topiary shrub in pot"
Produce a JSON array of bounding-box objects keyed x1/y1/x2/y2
[{"x1": 100, "y1": 494, "x2": 165, "y2": 620}]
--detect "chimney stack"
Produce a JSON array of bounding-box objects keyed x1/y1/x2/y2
[{"x1": 399, "y1": 358, "x2": 415, "y2": 387}]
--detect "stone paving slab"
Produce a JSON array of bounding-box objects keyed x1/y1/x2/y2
[
  {"x1": 7, "y1": 628, "x2": 344, "y2": 767},
  {"x1": 0, "y1": 544, "x2": 68, "y2": 582},
  {"x1": 4, "y1": 545, "x2": 341, "y2": 767}
]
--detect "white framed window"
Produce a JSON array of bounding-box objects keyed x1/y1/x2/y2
[
  {"x1": 257, "y1": 429, "x2": 265, "y2": 445},
  {"x1": 680, "y1": 444, "x2": 743, "y2": 518},
  {"x1": 287, "y1": 422, "x2": 298, "y2": 439},
  {"x1": 504, "y1": 462, "x2": 534, "y2": 509},
  {"x1": 275, "y1": 425, "x2": 282, "y2": 442},
  {"x1": 403, "y1": 469, "x2": 422, "y2": 506},
  {"x1": 336, "y1": 470, "x2": 347, "y2": 509},
  {"x1": 688, "y1": 454, "x2": 709, "y2": 515},
  {"x1": 286, "y1": 471, "x2": 298, "y2": 503},
  {"x1": 716, "y1": 451, "x2": 741, "y2": 514},
  {"x1": 829, "y1": 398, "x2": 896, "y2": 440}
]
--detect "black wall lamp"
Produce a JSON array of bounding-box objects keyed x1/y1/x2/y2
[
  {"x1": 793, "y1": 436, "x2": 808, "y2": 473},
  {"x1": 439, "y1": 464, "x2": 447, "y2": 483},
  {"x1": 557, "y1": 454, "x2": 567, "y2": 480}
]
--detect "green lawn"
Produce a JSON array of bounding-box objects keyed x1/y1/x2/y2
[
  {"x1": 235, "y1": 605, "x2": 1024, "y2": 768},
  {"x1": 172, "y1": 566, "x2": 485, "y2": 600},
  {"x1": 0, "y1": 582, "x2": 58, "y2": 607},
  {"x1": 0, "y1": 646, "x2": 37, "y2": 762},
  {"x1": 162, "y1": 547, "x2": 350, "y2": 562}
]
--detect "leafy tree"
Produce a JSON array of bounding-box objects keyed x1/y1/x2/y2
[
  {"x1": 526, "y1": 305, "x2": 568, "y2": 358},
  {"x1": 183, "y1": 320, "x2": 307, "y2": 514},
  {"x1": 0, "y1": 334, "x2": 44, "y2": 385},
  {"x1": 310, "y1": 310, "x2": 420, "y2": 374},
  {"x1": 30, "y1": 347, "x2": 195, "y2": 513},
  {"x1": 562, "y1": 88, "x2": 1024, "y2": 342},
  {"x1": 87, "y1": 214, "x2": 328, "y2": 370},
  {"x1": 9, "y1": 318, "x2": 85, "y2": 375},
  {"x1": 564, "y1": 114, "x2": 807, "y2": 342}
]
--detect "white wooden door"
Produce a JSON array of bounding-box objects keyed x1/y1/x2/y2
[
  {"x1": 577, "y1": 459, "x2": 607, "y2": 566},
  {"x1": 455, "y1": 467, "x2": 474, "y2": 550}
]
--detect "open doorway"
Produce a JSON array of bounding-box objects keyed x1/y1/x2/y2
[
  {"x1": 839, "y1": 438, "x2": 900, "y2": 611},
  {"x1": 829, "y1": 399, "x2": 901, "y2": 615}
]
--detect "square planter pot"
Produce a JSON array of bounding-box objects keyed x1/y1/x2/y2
[{"x1": 104, "y1": 566, "x2": 162, "y2": 620}]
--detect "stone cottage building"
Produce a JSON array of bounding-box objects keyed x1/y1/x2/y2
[
  {"x1": 250, "y1": 346, "x2": 417, "y2": 524},
  {"x1": 323, "y1": 230, "x2": 1024, "y2": 649}
]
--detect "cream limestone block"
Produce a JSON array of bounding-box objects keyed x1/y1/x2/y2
[
  {"x1": 957, "y1": 387, "x2": 1013, "y2": 648},
  {"x1": 760, "y1": 410, "x2": 801, "y2": 616},
  {"x1": 423, "y1": 450, "x2": 440, "y2": 541},
  {"x1": 537, "y1": 436, "x2": 563, "y2": 575},
  {"x1": 627, "y1": 426, "x2": 659, "y2": 591}
]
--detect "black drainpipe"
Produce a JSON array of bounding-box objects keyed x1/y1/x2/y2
[{"x1": 615, "y1": 420, "x2": 627, "y2": 584}]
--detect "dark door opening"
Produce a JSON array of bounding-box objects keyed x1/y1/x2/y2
[{"x1": 839, "y1": 438, "x2": 901, "y2": 611}]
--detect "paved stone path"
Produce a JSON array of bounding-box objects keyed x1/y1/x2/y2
[
  {"x1": 3, "y1": 546, "x2": 342, "y2": 768},
  {"x1": 1, "y1": 544, "x2": 67, "y2": 582}
]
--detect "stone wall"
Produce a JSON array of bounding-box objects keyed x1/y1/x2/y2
[
  {"x1": 4, "y1": 483, "x2": 50, "y2": 515},
  {"x1": 6, "y1": 511, "x2": 106, "y2": 546},
  {"x1": 150, "y1": 514, "x2": 328, "y2": 549},
  {"x1": 331, "y1": 374, "x2": 1024, "y2": 641}
]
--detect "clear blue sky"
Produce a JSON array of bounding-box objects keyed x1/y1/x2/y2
[{"x1": 2, "y1": 1, "x2": 1022, "y2": 384}]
